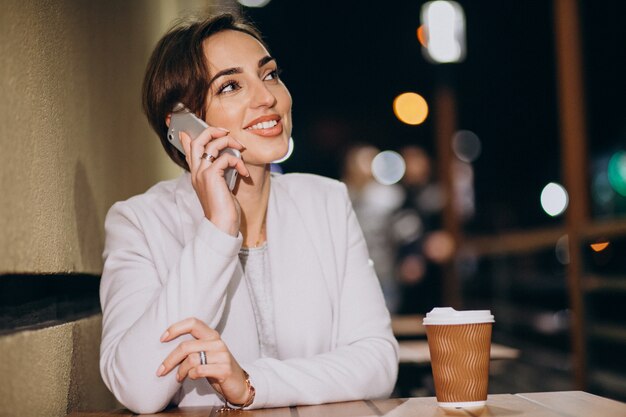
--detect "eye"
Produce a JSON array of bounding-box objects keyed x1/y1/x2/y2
[
  {"x1": 263, "y1": 68, "x2": 282, "y2": 81},
  {"x1": 217, "y1": 80, "x2": 240, "y2": 95}
]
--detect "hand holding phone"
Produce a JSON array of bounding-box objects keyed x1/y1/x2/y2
[{"x1": 168, "y1": 103, "x2": 241, "y2": 191}]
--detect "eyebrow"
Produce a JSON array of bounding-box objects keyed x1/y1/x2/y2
[{"x1": 208, "y1": 56, "x2": 276, "y2": 87}]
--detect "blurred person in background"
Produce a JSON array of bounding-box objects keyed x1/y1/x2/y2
[
  {"x1": 390, "y1": 145, "x2": 454, "y2": 314},
  {"x1": 342, "y1": 144, "x2": 404, "y2": 313}
]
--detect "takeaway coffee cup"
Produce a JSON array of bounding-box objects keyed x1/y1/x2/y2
[{"x1": 423, "y1": 307, "x2": 495, "y2": 409}]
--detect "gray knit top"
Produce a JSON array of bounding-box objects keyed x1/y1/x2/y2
[{"x1": 239, "y1": 243, "x2": 278, "y2": 358}]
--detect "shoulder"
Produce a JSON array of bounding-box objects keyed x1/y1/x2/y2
[{"x1": 105, "y1": 175, "x2": 183, "y2": 227}]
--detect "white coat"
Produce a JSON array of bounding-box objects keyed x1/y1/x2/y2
[{"x1": 99, "y1": 172, "x2": 399, "y2": 414}]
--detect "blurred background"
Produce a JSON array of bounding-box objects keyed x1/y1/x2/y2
[
  {"x1": 1, "y1": 0, "x2": 625, "y2": 415},
  {"x1": 244, "y1": 0, "x2": 626, "y2": 402}
]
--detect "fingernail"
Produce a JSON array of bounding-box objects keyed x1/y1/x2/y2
[
  {"x1": 217, "y1": 127, "x2": 230, "y2": 133},
  {"x1": 156, "y1": 364, "x2": 165, "y2": 377},
  {"x1": 175, "y1": 373, "x2": 181, "y2": 382},
  {"x1": 235, "y1": 139, "x2": 246, "y2": 149},
  {"x1": 160, "y1": 330, "x2": 169, "y2": 342}
]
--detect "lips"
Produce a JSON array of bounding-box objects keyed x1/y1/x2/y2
[{"x1": 244, "y1": 115, "x2": 283, "y2": 137}]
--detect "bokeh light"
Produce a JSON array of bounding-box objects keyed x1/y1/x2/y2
[
  {"x1": 371, "y1": 150, "x2": 406, "y2": 185},
  {"x1": 417, "y1": 25, "x2": 427, "y2": 47},
  {"x1": 398, "y1": 255, "x2": 426, "y2": 284},
  {"x1": 423, "y1": 231, "x2": 455, "y2": 263},
  {"x1": 592, "y1": 169, "x2": 614, "y2": 206},
  {"x1": 607, "y1": 150, "x2": 626, "y2": 196},
  {"x1": 272, "y1": 137, "x2": 294, "y2": 163},
  {"x1": 591, "y1": 239, "x2": 614, "y2": 265},
  {"x1": 420, "y1": 1, "x2": 466, "y2": 63},
  {"x1": 393, "y1": 92, "x2": 429, "y2": 125},
  {"x1": 237, "y1": 0, "x2": 272, "y2": 7},
  {"x1": 391, "y1": 210, "x2": 423, "y2": 244},
  {"x1": 540, "y1": 182, "x2": 569, "y2": 217},
  {"x1": 452, "y1": 130, "x2": 482, "y2": 162},
  {"x1": 555, "y1": 235, "x2": 570, "y2": 265},
  {"x1": 454, "y1": 161, "x2": 475, "y2": 218},
  {"x1": 590, "y1": 240, "x2": 610, "y2": 252}
]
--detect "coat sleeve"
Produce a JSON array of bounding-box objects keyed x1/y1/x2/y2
[
  {"x1": 99, "y1": 200, "x2": 242, "y2": 414},
  {"x1": 245, "y1": 183, "x2": 399, "y2": 408}
]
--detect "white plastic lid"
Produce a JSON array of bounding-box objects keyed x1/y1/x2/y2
[{"x1": 422, "y1": 307, "x2": 494, "y2": 325}]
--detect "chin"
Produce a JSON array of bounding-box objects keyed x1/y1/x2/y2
[
  {"x1": 267, "y1": 142, "x2": 290, "y2": 163},
  {"x1": 272, "y1": 148, "x2": 289, "y2": 162},
  {"x1": 245, "y1": 139, "x2": 290, "y2": 165},
  {"x1": 245, "y1": 152, "x2": 285, "y2": 166}
]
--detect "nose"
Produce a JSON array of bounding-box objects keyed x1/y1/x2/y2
[{"x1": 250, "y1": 79, "x2": 277, "y2": 109}]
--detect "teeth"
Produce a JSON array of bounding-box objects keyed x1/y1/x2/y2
[{"x1": 246, "y1": 119, "x2": 278, "y2": 130}]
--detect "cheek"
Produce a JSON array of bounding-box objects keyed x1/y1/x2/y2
[
  {"x1": 280, "y1": 89, "x2": 293, "y2": 112},
  {"x1": 278, "y1": 92, "x2": 293, "y2": 127},
  {"x1": 272, "y1": 83, "x2": 292, "y2": 111},
  {"x1": 205, "y1": 103, "x2": 241, "y2": 129}
]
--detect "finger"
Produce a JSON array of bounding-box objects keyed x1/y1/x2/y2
[
  {"x1": 204, "y1": 350, "x2": 231, "y2": 365},
  {"x1": 189, "y1": 363, "x2": 231, "y2": 381},
  {"x1": 197, "y1": 137, "x2": 245, "y2": 178},
  {"x1": 179, "y1": 131, "x2": 192, "y2": 167},
  {"x1": 160, "y1": 339, "x2": 200, "y2": 376},
  {"x1": 185, "y1": 127, "x2": 229, "y2": 174},
  {"x1": 161, "y1": 317, "x2": 220, "y2": 343},
  {"x1": 160, "y1": 338, "x2": 213, "y2": 376},
  {"x1": 188, "y1": 127, "x2": 230, "y2": 168},
  {"x1": 175, "y1": 351, "x2": 205, "y2": 382},
  {"x1": 204, "y1": 152, "x2": 250, "y2": 179},
  {"x1": 177, "y1": 342, "x2": 229, "y2": 382},
  {"x1": 175, "y1": 354, "x2": 196, "y2": 382},
  {"x1": 180, "y1": 130, "x2": 210, "y2": 174},
  {"x1": 179, "y1": 131, "x2": 192, "y2": 155},
  {"x1": 200, "y1": 137, "x2": 246, "y2": 164}
]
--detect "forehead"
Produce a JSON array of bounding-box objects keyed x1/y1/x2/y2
[{"x1": 202, "y1": 30, "x2": 269, "y2": 70}]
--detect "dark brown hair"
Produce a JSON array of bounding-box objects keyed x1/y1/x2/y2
[{"x1": 142, "y1": 13, "x2": 266, "y2": 171}]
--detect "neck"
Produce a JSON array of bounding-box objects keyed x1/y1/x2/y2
[{"x1": 235, "y1": 163, "x2": 270, "y2": 247}]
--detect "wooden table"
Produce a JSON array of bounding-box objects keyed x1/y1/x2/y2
[{"x1": 68, "y1": 391, "x2": 626, "y2": 416}]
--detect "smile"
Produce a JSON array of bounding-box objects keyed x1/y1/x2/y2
[
  {"x1": 243, "y1": 115, "x2": 283, "y2": 137},
  {"x1": 245, "y1": 119, "x2": 278, "y2": 130}
]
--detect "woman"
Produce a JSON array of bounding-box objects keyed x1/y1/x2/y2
[{"x1": 99, "y1": 13, "x2": 398, "y2": 414}]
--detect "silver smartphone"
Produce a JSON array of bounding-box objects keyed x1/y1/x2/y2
[{"x1": 167, "y1": 103, "x2": 240, "y2": 191}]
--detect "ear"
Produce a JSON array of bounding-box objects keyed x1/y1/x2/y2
[{"x1": 165, "y1": 114, "x2": 172, "y2": 128}]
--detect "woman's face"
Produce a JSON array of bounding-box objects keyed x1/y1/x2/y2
[{"x1": 202, "y1": 30, "x2": 292, "y2": 166}]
